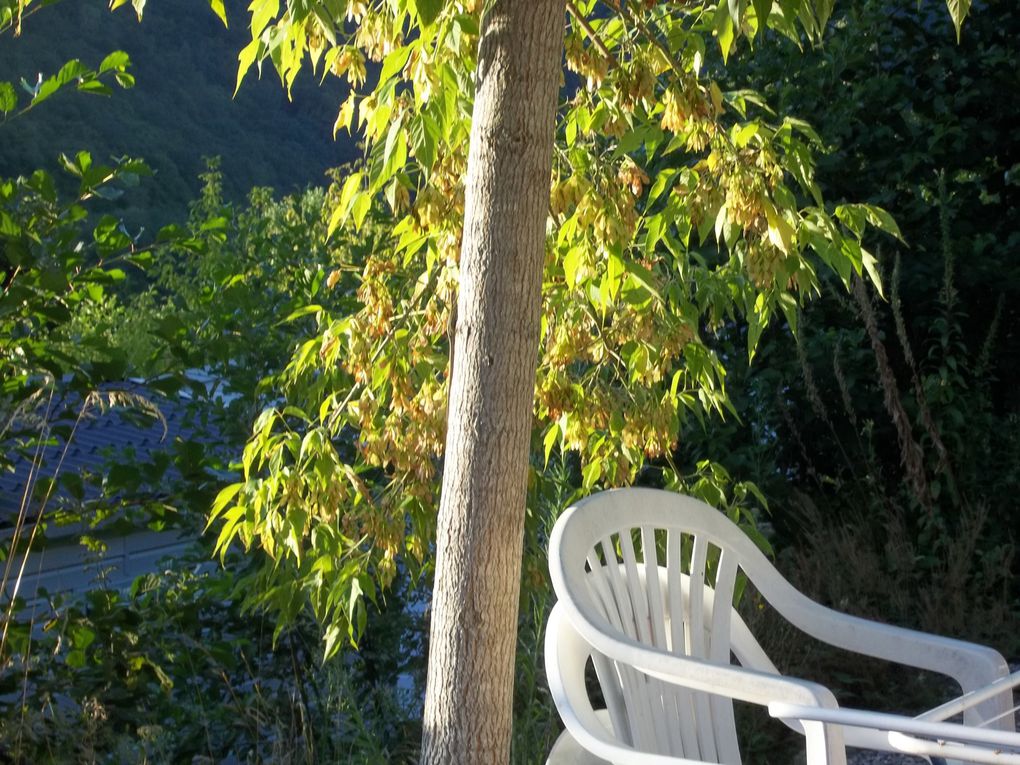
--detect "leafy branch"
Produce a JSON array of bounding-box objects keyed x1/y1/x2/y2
[{"x1": 0, "y1": 52, "x2": 135, "y2": 127}]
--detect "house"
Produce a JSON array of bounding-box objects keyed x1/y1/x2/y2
[{"x1": 0, "y1": 380, "x2": 224, "y2": 604}]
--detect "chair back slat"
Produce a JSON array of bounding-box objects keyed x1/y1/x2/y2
[
  {"x1": 599, "y1": 535, "x2": 635, "y2": 638},
  {"x1": 642, "y1": 526, "x2": 668, "y2": 650},
  {"x1": 667, "y1": 530, "x2": 702, "y2": 758},
  {"x1": 708, "y1": 548, "x2": 741, "y2": 763},
  {"x1": 586, "y1": 543, "x2": 621, "y2": 632},
  {"x1": 641, "y1": 527, "x2": 691, "y2": 757},
  {"x1": 614, "y1": 530, "x2": 681, "y2": 755},
  {"x1": 590, "y1": 651, "x2": 632, "y2": 745},
  {"x1": 667, "y1": 529, "x2": 685, "y2": 655},
  {"x1": 687, "y1": 534, "x2": 709, "y2": 659},
  {"x1": 620, "y1": 530, "x2": 653, "y2": 647}
]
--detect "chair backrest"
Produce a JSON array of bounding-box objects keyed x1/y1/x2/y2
[{"x1": 548, "y1": 488, "x2": 787, "y2": 764}]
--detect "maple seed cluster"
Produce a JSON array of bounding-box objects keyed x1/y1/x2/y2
[
  {"x1": 660, "y1": 82, "x2": 716, "y2": 152},
  {"x1": 564, "y1": 33, "x2": 609, "y2": 91}
]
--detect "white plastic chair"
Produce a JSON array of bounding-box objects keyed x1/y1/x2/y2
[{"x1": 545, "y1": 488, "x2": 1019, "y2": 764}]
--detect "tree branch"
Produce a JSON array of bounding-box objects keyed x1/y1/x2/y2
[{"x1": 566, "y1": 1, "x2": 613, "y2": 62}]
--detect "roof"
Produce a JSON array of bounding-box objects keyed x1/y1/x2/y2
[{"x1": 0, "y1": 380, "x2": 214, "y2": 529}]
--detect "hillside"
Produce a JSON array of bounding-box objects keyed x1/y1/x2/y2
[{"x1": 0, "y1": 0, "x2": 359, "y2": 226}]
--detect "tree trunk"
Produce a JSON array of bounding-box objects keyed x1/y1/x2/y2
[{"x1": 420, "y1": 2, "x2": 565, "y2": 763}]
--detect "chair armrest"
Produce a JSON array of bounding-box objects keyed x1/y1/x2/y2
[
  {"x1": 564, "y1": 597, "x2": 839, "y2": 710},
  {"x1": 768, "y1": 702, "x2": 1020, "y2": 765},
  {"x1": 545, "y1": 604, "x2": 715, "y2": 764},
  {"x1": 772, "y1": 601, "x2": 1014, "y2": 730},
  {"x1": 558, "y1": 601, "x2": 858, "y2": 762},
  {"x1": 752, "y1": 570, "x2": 1010, "y2": 694}
]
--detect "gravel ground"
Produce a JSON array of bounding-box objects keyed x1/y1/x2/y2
[{"x1": 847, "y1": 752, "x2": 925, "y2": 764}]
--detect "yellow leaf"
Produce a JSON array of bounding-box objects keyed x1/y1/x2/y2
[
  {"x1": 763, "y1": 199, "x2": 795, "y2": 254},
  {"x1": 209, "y1": 0, "x2": 227, "y2": 27},
  {"x1": 563, "y1": 246, "x2": 582, "y2": 287},
  {"x1": 543, "y1": 426, "x2": 559, "y2": 467},
  {"x1": 333, "y1": 95, "x2": 356, "y2": 138},
  {"x1": 710, "y1": 81, "x2": 725, "y2": 117}
]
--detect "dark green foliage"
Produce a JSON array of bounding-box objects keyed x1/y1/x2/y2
[
  {"x1": 0, "y1": 152, "x2": 159, "y2": 426},
  {"x1": 0, "y1": 552, "x2": 421, "y2": 764},
  {"x1": 696, "y1": 0, "x2": 1020, "y2": 647},
  {"x1": 0, "y1": 0, "x2": 358, "y2": 230}
]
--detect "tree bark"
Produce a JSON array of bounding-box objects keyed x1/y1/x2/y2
[{"x1": 420, "y1": 2, "x2": 565, "y2": 763}]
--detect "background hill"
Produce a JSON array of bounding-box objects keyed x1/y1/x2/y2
[{"x1": 0, "y1": 0, "x2": 359, "y2": 227}]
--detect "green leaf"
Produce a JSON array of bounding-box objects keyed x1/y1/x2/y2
[
  {"x1": 235, "y1": 38, "x2": 262, "y2": 96},
  {"x1": 414, "y1": 0, "x2": 445, "y2": 26},
  {"x1": 777, "y1": 291, "x2": 798, "y2": 334},
  {"x1": 646, "y1": 168, "x2": 676, "y2": 207},
  {"x1": 98, "y1": 51, "x2": 130, "y2": 73},
  {"x1": 763, "y1": 199, "x2": 795, "y2": 254},
  {"x1": 748, "y1": 292, "x2": 771, "y2": 361},
  {"x1": 328, "y1": 171, "x2": 363, "y2": 238},
  {"x1": 208, "y1": 482, "x2": 243, "y2": 526},
  {"x1": 346, "y1": 577, "x2": 364, "y2": 632},
  {"x1": 563, "y1": 246, "x2": 582, "y2": 287},
  {"x1": 728, "y1": 0, "x2": 745, "y2": 28},
  {"x1": 623, "y1": 259, "x2": 662, "y2": 302},
  {"x1": 280, "y1": 304, "x2": 322, "y2": 324},
  {"x1": 861, "y1": 247, "x2": 884, "y2": 298},
  {"x1": 714, "y1": 2, "x2": 736, "y2": 64},
  {"x1": 0, "y1": 81, "x2": 15, "y2": 114},
  {"x1": 733, "y1": 121, "x2": 759, "y2": 148},
  {"x1": 250, "y1": 0, "x2": 280, "y2": 39},
  {"x1": 409, "y1": 113, "x2": 438, "y2": 172},
  {"x1": 76, "y1": 80, "x2": 113, "y2": 96},
  {"x1": 751, "y1": 0, "x2": 772, "y2": 36},
  {"x1": 814, "y1": 0, "x2": 834, "y2": 31},
  {"x1": 323, "y1": 624, "x2": 342, "y2": 660},
  {"x1": 70, "y1": 625, "x2": 96, "y2": 650},
  {"x1": 351, "y1": 192, "x2": 372, "y2": 232},
  {"x1": 379, "y1": 46, "x2": 412, "y2": 85},
  {"x1": 946, "y1": 0, "x2": 970, "y2": 42},
  {"x1": 861, "y1": 203, "x2": 904, "y2": 242}
]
